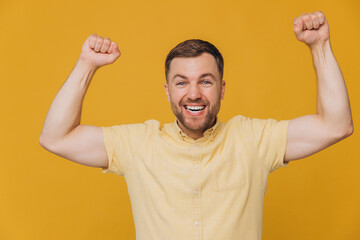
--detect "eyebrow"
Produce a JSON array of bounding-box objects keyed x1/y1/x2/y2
[{"x1": 172, "y1": 73, "x2": 216, "y2": 80}]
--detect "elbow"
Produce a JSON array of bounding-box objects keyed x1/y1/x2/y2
[
  {"x1": 39, "y1": 134, "x2": 56, "y2": 152},
  {"x1": 335, "y1": 124, "x2": 354, "y2": 140},
  {"x1": 39, "y1": 134, "x2": 47, "y2": 148},
  {"x1": 344, "y1": 117, "x2": 354, "y2": 137},
  {"x1": 345, "y1": 124, "x2": 354, "y2": 137}
]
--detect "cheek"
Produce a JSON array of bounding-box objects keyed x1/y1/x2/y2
[
  {"x1": 205, "y1": 89, "x2": 221, "y2": 103},
  {"x1": 169, "y1": 89, "x2": 187, "y2": 103}
]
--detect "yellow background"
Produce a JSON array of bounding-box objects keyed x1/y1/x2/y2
[{"x1": 1, "y1": 0, "x2": 359, "y2": 239}]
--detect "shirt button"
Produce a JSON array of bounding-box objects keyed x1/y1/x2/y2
[
  {"x1": 194, "y1": 190, "x2": 199, "y2": 195},
  {"x1": 194, "y1": 165, "x2": 198, "y2": 169},
  {"x1": 194, "y1": 221, "x2": 199, "y2": 226}
]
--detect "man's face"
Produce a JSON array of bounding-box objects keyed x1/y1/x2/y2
[{"x1": 165, "y1": 52, "x2": 225, "y2": 137}]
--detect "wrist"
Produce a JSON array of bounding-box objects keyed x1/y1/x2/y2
[
  {"x1": 309, "y1": 39, "x2": 331, "y2": 53},
  {"x1": 77, "y1": 57, "x2": 99, "y2": 72},
  {"x1": 310, "y1": 39, "x2": 333, "y2": 67}
]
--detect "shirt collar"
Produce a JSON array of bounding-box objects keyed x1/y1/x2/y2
[{"x1": 172, "y1": 117, "x2": 222, "y2": 143}]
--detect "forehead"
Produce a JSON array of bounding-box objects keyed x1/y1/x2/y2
[{"x1": 169, "y1": 53, "x2": 220, "y2": 80}]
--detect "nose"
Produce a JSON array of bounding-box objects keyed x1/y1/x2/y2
[{"x1": 187, "y1": 83, "x2": 202, "y2": 101}]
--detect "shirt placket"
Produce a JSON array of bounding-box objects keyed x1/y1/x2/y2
[{"x1": 192, "y1": 142, "x2": 202, "y2": 240}]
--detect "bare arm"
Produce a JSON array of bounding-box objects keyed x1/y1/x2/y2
[
  {"x1": 284, "y1": 12, "x2": 353, "y2": 162},
  {"x1": 39, "y1": 34, "x2": 121, "y2": 167}
]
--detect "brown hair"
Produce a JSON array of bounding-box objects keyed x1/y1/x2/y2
[{"x1": 165, "y1": 39, "x2": 224, "y2": 82}]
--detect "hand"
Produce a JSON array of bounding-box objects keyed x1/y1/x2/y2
[
  {"x1": 293, "y1": 11, "x2": 330, "y2": 48},
  {"x1": 79, "y1": 33, "x2": 121, "y2": 69}
]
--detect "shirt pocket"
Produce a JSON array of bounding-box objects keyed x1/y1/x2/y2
[{"x1": 212, "y1": 157, "x2": 249, "y2": 191}]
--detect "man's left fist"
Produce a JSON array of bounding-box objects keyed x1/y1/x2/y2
[{"x1": 293, "y1": 11, "x2": 330, "y2": 47}]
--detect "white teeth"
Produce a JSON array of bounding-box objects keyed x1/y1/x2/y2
[{"x1": 185, "y1": 105, "x2": 205, "y2": 111}]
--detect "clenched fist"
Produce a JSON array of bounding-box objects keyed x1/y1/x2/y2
[
  {"x1": 79, "y1": 33, "x2": 121, "y2": 69},
  {"x1": 293, "y1": 11, "x2": 330, "y2": 48}
]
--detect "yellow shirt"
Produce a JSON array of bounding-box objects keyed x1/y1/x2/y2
[{"x1": 101, "y1": 115, "x2": 289, "y2": 240}]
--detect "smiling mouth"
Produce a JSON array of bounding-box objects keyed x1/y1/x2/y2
[{"x1": 184, "y1": 105, "x2": 206, "y2": 114}]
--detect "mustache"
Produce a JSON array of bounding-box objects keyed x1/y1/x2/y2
[{"x1": 181, "y1": 100, "x2": 208, "y2": 105}]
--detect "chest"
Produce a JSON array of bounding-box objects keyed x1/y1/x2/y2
[{"x1": 126, "y1": 140, "x2": 265, "y2": 196}]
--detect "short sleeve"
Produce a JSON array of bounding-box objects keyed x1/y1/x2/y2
[
  {"x1": 100, "y1": 120, "x2": 159, "y2": 176},
  {"x1": 252, "y1": 118, "x2": 290, "y2": 173}
]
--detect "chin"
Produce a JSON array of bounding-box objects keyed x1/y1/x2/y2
[
  {"x1": 183, "y1": 123, "x2": 206, "y2": 132},
  {"x1": 171, "y1": 103, "x2": 217, "y2": 132},
  {"x1": 183, "y1": 117, "x2": 212, "y2": 132}
]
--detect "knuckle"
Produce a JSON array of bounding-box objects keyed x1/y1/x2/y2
[
  {"x1": 103, "y1": 39, "x2": 111, "y2": 46},
  {"x1": 316, "y1": 11, "x2": 324, "y2": 19},
  {"x1": 97, "y1": 40, "x2": 104, "y2": 47},
  {"x1": 302, "y1": 15, "x2": 310, "y2": 21},
  {"x1": 89, "y1": 33, "x2": 97, "y2": 40},
  {"x1": 110, "y1": 42, "x2": 117, "y2": 49},
  {"x1": 89, "y1": 34, "x2": 97, "y2": 40}
]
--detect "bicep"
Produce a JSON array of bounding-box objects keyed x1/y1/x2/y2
[
  {"x1": 41, "y1": 125, "x2": 108, "y2": 168},
  {"x1": 285, "y1": 114, "x2": 348, "y2": 161}
]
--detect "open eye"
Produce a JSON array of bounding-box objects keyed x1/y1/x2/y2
[
  {"x1": 202, "y1": 80, "x2": 212, "y2": 85},
  {"x1": 176, "y1": 81, "x2": 185, "y2": 86}
]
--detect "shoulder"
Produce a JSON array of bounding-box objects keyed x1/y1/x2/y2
[
  {"x1": 225, "y1": 115, "x2": 288, "y2": 135},
  {"x1": 227, "y1": 115, "x2": 285, "y2": 126},
  {"x1": 226, "y1": 115, "x2": 264, "y2": 129},
  {"x1": 103, "y1": 119, "x2": 161, "y2": 138},
  {"x1": 113, "y1": 119, "x2": 160, "y2": 129}
]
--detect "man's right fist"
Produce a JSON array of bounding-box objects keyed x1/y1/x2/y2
[{"x1": 79, "y1": 33, "x2": 121, "y2": 69}]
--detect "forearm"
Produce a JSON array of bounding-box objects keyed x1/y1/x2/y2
[
  {"x1": 40, "y1": 59, "x2": 97, "y2": 144},
  {"x1": 311, "y1": 40, "x2": 353, "y2": 133}
]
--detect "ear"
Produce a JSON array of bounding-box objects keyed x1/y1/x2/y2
[
  {"x1": 165, "y1": 82, "x2": 170, "y2": 102},
  {"x1": 220, "y1": 80, "x2": 226, "y2": 100}
]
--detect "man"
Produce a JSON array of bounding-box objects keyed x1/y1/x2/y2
[{"x1": 39, "y1": 11, "x2": 353, "y2": 240}]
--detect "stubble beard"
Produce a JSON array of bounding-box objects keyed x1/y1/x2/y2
[{"x1": 170, "y1": 97, "x2": 221, "y2": 134}]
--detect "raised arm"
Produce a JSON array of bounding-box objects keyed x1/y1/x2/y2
[
  {"x1": 284, "y1": 11, "x2": 353, "y2": 162},
  {"x1": 39, "y1": 34, "x2": 121, "y2": 167}
]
